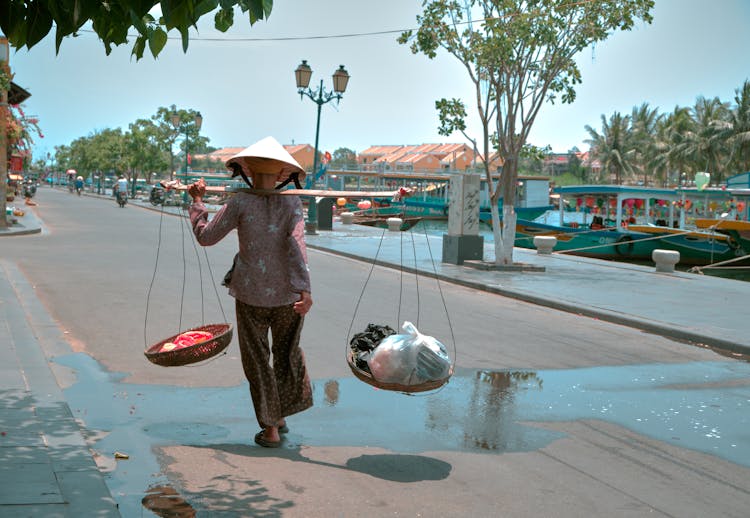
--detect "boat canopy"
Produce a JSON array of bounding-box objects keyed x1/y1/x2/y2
[{"x1": 553, "y1": 185, "x2": 745, "y2": 228}]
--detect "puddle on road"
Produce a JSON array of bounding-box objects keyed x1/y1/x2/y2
[{"x1": 53, "y1": 353, "x2": 750, "y2": 517}]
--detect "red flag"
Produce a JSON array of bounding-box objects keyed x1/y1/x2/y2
[
  {"x1": 187, "y1": 153, "x2": 192, "y2": 165},
  {"x1": 323, "y1": 151, "x2": 331, "y2": 164}
]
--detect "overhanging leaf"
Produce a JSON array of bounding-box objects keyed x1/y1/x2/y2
[
  {"x1": 25, "y1": 1, "x2": 54, "y2": 48},
  {"x1": 148, "y1": 27, "x2": 168, "y2": 57},
  {"x1": 214, "y1": 7, "x2": 234, "y2": 32}
]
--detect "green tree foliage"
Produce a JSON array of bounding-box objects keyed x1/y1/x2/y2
[
  {"x1": 127, "y1": 118, "x2": 169, "y2": 191},
  {"x1": 47, "y1": 105, "x2": 208, "y2": 187},
  {"x1": 0, "y1": 0, "x2": 273, "y2": 59},
  {"x1": 586, "y1": 80, "x2": 750, "y2": 187},
  {"x1": 678, "y1": 96, "x2": 729, "y2": 184},
  {"x1": 715, "y1": 80, "x2": 750, "y2": 176},
  {"x1": 331, "y1": 147, "x2": 357, "y2": 169},
  {"x1": 400, "y1": 0, "x2": 654, "y2": 265},
  {"x1": 629, "y1": 103, "x2": 662, "y2": 186},
  {"x1": 585, "y1": 112, "x2": 634, "y2": 185}
]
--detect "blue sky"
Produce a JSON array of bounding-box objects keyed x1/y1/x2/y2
[{"x1": 8, "y1": 0, "x2": 750, "y2": 161}]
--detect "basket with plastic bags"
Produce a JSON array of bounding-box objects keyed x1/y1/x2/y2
[{"x1": 347, "y1": 321, "x2": 453, "y2": 393}]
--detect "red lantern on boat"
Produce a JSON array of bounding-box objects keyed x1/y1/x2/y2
[
  {"x1": 576, "y1": 197, "x2": 583, "y2": 207},
  {"x1": 625, "y1": 199, "x2": 635, "y2": 208},
  {"x1": 585, "y1": 197, "x2": 595, "y2": 208},
  {"x1": 609, "y1": 198, "x2": 616, "y2": 208},
  {"x1": 738, "y1": 202, "x2": 746, "y2": 212},
  {"x1": 357, "y1": 200, "x2": 372, "y2": 210},
  {"x1": 634, "y1": 199, "x2": 644, "y2": 209},
  {"x1": 685, "y1": 199, "x2": 693, "y2": 210},
  {"x1": 336, "y1": 197, "x2": 347, "y2": 207}
]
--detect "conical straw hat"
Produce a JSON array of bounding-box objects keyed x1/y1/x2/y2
[{"x1": 225, "y1": 136, "x2": 306, "y2": 185}]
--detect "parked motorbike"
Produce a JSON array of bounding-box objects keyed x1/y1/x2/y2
[
  {"x1": 116, "y1": 191, "x2": 128, "y2": 208},
  {"x1": 149, "y1": 186, "x2": 164, "y2": 206},
  {"x1": 23, "y1": 182, "x2": 37, "y2": 199}
]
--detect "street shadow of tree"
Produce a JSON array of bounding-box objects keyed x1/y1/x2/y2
[
  {"x1": 160, "y1": 443, "x2": 451, "y2": 515},
  {"x1": 143, "y1": 476, "x2": 292, "y2": 518},
  {"x1": 196, "y1": 443, "x2": 452, "y2": 483}
]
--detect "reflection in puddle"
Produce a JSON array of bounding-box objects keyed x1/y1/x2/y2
[
  {"x1": 324, "y1": 379, "x2": 340, "y2": 406},
  {"x1": 53, "y1": 353, "x2": 750, "y2": 516},
  {"x1": 142, "y1": 485, "x2": 196, "y2": 517}
]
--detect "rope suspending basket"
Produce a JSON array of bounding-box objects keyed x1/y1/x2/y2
[
  {"x1": 345, "y1": 224, "x2": 456, "y2": 394},
  {"x1": 143, "y1": 201, "x2": 233, "y2": 367}
]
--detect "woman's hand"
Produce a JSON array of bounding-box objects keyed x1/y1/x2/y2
[
  {"x1": 188, "y1": 178, "x2": 206, "y2": 202},
  {"x1": 294, "y1": 291, "x2": 313, "y2": 316}
]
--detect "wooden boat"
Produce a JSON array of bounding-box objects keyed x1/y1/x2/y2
[
  {"x1": 690, "y1": 219, "x2": 750, "y2": 275},
  {"x1": 694, "y1": 219, "x2": 750, "y2": 249},
  {"x1": 515, "y1": 185, "x2": 750, "y2": 265},
  {"x1": 514, "y1": 219, "x2": 658, "y2": 260},
  {"x1": 626, "y1": 224, "x2": 741, "y2": 266}
]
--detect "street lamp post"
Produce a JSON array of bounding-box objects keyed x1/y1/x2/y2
[
  {"x1": 171, "y1": 109, "x2": 203, "y2": 204},
  {"x1": 294, "y1": 60, "x2": 350, "y2": 234}
]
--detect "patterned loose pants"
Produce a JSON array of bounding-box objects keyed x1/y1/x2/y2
[{"x1": 235, "y1": 300, "x2": 313, "y2": 429}]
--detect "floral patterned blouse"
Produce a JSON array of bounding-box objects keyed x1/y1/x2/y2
[{"x1": 189, "y1": 192, "x2": 310, "y2": 307}]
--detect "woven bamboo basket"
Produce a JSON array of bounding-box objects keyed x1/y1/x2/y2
[
  {"x1": 346, "y1": 350, "x2": 451, "y2": 393},
  {"x1": 145, "y1": 323, "x2": 233, "y2": 367}
]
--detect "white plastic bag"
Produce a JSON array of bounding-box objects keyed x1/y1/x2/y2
[{"x1": 367, "y1": 321, "x2": 451, "y2": 385}]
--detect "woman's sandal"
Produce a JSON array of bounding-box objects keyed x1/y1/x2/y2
[{"x1": 254, "y1": 431, "x2": 282, "y2": 448}]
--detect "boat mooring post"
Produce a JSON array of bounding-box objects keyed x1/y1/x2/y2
[{"x1": 442, "y1": 174, "x2": 484, "y2": 264}]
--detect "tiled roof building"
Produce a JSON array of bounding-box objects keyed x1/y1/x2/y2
[{"x1": 357, "y1": 143, "x2": 486, "y2": 172}]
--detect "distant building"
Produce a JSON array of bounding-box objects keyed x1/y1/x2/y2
[
  {"x1": 199, "y1": 141, "x2": 513, "y2": 175},
  {"x1": 357, "y1": 143, "x2": 491, "y2": 173},
  {"x1": 542, "y1": 150, "x2": 599, "y2": 177}
]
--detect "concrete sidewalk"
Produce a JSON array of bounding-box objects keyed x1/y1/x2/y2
[
  {"x1": 0, "y1": 258, "x2": 120, "y2": 516},
  {"x1": 3, "y1": 207, "x2": 118, "y2": 515},
  {"x1": 1, "y1": 203, "x2": 44, "y2": 237}
]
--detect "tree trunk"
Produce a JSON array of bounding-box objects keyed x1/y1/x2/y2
[
  {"x1": 490, "y1": 195, "x2": 503, "y2": 264},
  {"x1": 493, "y1": 152, "x2": 519, "y2": 266},
  {"x1": 500, "y1": 205, "x2": 517, "y2": 265},
  {"x1": 0, "y1": 83, "x2": 7, "y2": 229}
]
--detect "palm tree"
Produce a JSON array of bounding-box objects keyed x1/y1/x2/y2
[
  {"x1": 714, "y1": 80, "x2": 750, "y2": 176},
  {"x1": 679, "y1": 96, "x2": 730, "y2": 184},
  {"x1": 629, "y1": 103, "x2": 661, "y2": 186},
  {"x1": 653, "y1": 106, "x2": 693, "y2": 186},
  {"x1": 585, "y1": 112, "x2": 634, "y2": 184}
]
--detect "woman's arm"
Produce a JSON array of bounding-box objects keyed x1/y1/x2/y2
[
  {"x1": 287, "y1": 198, "x2": 311, "y2": 295},
  {"x1": 188, "y1": 181, "x2": 240, "y2": 246}
]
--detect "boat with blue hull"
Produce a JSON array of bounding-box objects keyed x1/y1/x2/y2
[
  {"x1": 514, "y1": 219, "x2": 657, "y2": 261},
  {"x1": 515, "y1": 185, "x2": 750, "y2": 265}
]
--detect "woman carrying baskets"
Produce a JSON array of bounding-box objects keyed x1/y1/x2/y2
[{"x1": 187, "y1": 136, "x2": 313, "y2": 448}]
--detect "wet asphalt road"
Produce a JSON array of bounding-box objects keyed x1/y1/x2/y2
[{"x1": 4, "y1": 187, "x2": 750, "y2": 517}]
